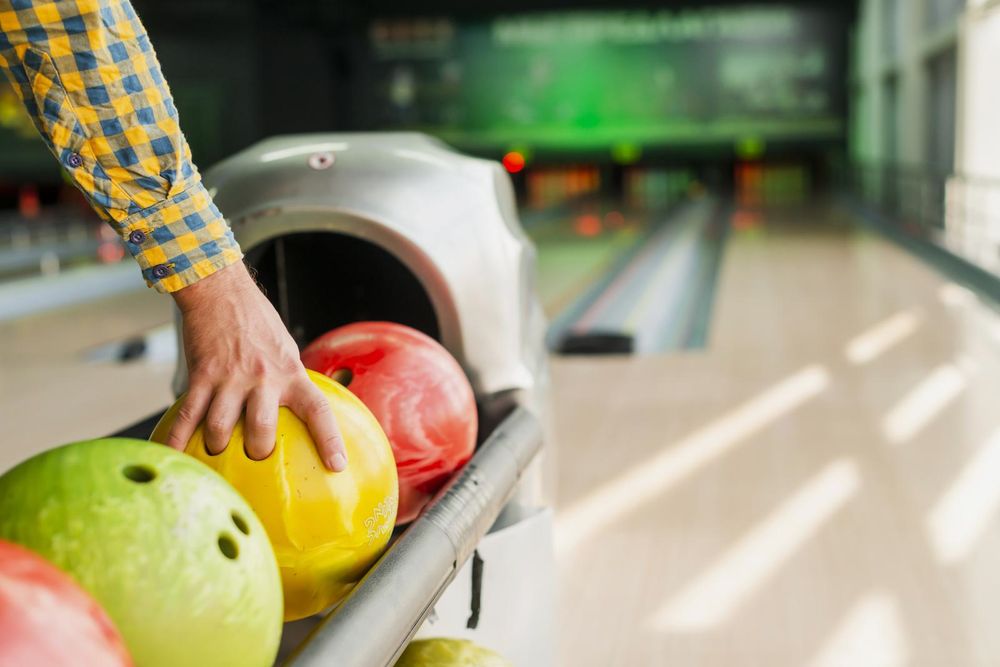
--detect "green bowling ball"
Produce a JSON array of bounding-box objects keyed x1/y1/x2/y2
[
  {"x1": 0, "y1": 438, "x2": 282, "y2": 667},
  {"x1": 396, "y1": 638, "x2": 512, "y2": 666}
]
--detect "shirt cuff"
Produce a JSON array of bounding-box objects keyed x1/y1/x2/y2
[{"x1": 118, "y1": 181, "x2": 243, "y2": 293}]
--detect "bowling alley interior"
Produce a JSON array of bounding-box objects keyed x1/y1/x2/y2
[{"x1": 2, "y1": 0, "x2": 1000, "y2": 665}]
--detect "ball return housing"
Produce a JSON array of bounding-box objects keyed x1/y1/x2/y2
[{"x1": 117, "y1": 134, "x2": 555, "y2": 665}]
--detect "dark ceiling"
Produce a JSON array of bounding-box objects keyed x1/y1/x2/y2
[{"x1": 134, "y1": 0, "x2": 858, "y2": 27}]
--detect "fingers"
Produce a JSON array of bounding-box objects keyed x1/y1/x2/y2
[
  {"x1": 203, "y1": 388, "x2": 245, "y2": 455},
  {"x1": 244, "y1": 386, "x2": 279, "y2": 461},
  {"x1": 287, "y1": 378, "x2": 347, "y2": 472},
  {"x1": 163, "y1": 385, "x2": 212, "y2": 451}
]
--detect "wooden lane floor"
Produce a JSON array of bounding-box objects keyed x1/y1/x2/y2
[
  {"x1": 0, "y1": 287, "x2": 174, "y2": 473},
  {"x1": 551, "y1": 204, "x2": 1000, "y2": 665}
]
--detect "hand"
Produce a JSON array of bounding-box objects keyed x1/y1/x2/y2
[{"x1": 159, "y1": 262, "x2": 347, "y2": 471}]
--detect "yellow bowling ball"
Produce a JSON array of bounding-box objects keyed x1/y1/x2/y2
[{"x1": 151, "y1": 370, "x2": 398, "y2": 621}]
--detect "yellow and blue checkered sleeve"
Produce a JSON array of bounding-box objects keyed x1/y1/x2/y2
[{"x1": 0, "y1": 0, "x2": 242, "y2": 293}]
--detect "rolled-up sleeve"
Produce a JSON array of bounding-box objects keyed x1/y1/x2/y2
[{"x1": 0, "y1": 0, "x2": 241, "y2": 292}]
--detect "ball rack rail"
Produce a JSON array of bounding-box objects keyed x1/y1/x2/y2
[{"x1": 285, "y1": 406, "x2": 542, "y2": 666}]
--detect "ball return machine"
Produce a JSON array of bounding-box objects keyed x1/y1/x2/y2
[{"x1": 115, "y1": 134, "x2": 555, "y2": 666}]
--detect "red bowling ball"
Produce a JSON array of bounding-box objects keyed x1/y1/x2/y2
[
  {"x1": 0, "y1": 540, "x2": 131, "y2": 667},
  {"x1": 302, "y1": 322, "x2": 477, "y2": 524}
]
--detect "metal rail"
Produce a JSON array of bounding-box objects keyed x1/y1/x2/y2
[
  {"x1": 284, "y1": 406, "x2": 542, "y2": 667},
  {"x1": 844, "y1": 163, "x2": 1000, "y2": 280}
]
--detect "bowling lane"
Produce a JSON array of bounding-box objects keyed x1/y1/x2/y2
[
  {"x1": 532, "y1": 193, "x2": 728, "y2": 353},
  {"x1": 551, "y1": 203, "x2": 1000, "y2": 665},
  {"x1": 0, "y1": 288, "x2": 174, "y2": 473},
  {"x1": 526, "y1": 197, "x2": 654, "y2": 319}
]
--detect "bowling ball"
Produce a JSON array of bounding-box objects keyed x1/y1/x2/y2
[
  {"x1": 0, "y1": 539, "x2": 131, "y2": 667},
  {"x1": 0, "y1": 439, "x2": 282, "y2": 667},
  {"x1": 395, "y1": 639, "x2": 512, "y2": 667},
  {"x1": 301, "y1": 321, "x2": 477, "y2": 523},
  {"x1": 151, "y1": 370, "x2": 398, "y2": 621}
]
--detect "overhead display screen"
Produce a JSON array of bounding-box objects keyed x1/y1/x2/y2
[{"x1": 359, "y1": 7, "x2": 847, "y2": 152}]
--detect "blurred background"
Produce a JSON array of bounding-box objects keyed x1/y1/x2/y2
[{"x1": 2, "y1": 0, "x2": 1000, "y2": 664}]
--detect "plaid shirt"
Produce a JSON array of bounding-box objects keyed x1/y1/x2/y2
[{"x1": 0, "y1": 0, "x2": 241, "y2": 292}]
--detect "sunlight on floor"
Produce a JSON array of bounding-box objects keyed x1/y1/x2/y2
[
  {"x1": 555, "y1": 365, "x2": 831, "y2": 558},
  {"x1": 649, "y1": 459, "x2": 860, "y2": 631},
  {"x1": 926, "y1": 426, "x2": 1000, "y2": 564},
  {"x1": 807, "y1": 590, "x2": 908, "y2": 667},
  {"x1": 937, "y1": 282, "x2": 1000, "y2": 347},
  {"x1": 881, "y1": 363, "x2": 967, "y2": 445},
  {"x1": 554, "y1": 210, "x2": 1000, "y2": 665},
  {"x1": 938, "y1": 283, "x2": 978, "y2": 308},
  {"x1": 844, "y1": 309, "x2": 923, "y2": 365}
]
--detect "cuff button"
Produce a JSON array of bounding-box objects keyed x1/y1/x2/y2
[
  {"x1": 128, "y1": 230, "x2": 147, "y2": 245},
  {"x1": 67, "y1": 153, "x2": 84, "y2": 168},
  {"x1": 151, "y1": 264, "x2": 171, "y2": 279}
]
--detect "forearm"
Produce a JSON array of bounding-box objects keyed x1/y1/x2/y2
[{"x1": 0, "y1": 0, "x2": 241, "y2": 292}]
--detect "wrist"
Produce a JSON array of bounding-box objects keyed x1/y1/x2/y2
[{"x1": 172, "y1": 261, "x2": 256, "y2": 315}]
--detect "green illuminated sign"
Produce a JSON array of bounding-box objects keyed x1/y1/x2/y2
[{"x1": 362, "y1": 7, "x2": 845, "y2": 152}]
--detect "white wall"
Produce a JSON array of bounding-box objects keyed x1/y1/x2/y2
[
  {"x1": 956, "y1": 1, "x2": 1000, "y2": 179},
  {"x1": 851, "y1": 0, "x2": 1000, "y2": 276}
]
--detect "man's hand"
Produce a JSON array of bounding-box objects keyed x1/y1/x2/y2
[{"x1": 160, "y1": 262, "x2": 347, "y2": 472}]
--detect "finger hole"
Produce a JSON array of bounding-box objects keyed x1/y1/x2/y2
[
  {"x1": 122, "y1": 464, "x2": 156, "y2": 483},
  {"x1": 217, "y1": 534, "x2": 239, "y2": 560},
  {"x1": 231, "y1": 512, "x2": 250, "y2": 536},
  {"x1": 331, "y1": 368, "x2": 353, "y2": 387}
]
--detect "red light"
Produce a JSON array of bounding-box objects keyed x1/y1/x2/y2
[
  {"x1": 574, "y1": 214, "x2": 602, "y2": 237},
  {"x1": 502, "y1": 151, "x2": 525, "y2": 173},
  {"x1": 732, "y1": 210, "x2": 763, "y2": 231},
  {"x1": 18, "y1": 185, "x2": 40, "y2": 219},
  {"x1": 97, "y1": 241, "x2": 125, "y2": 263}
]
